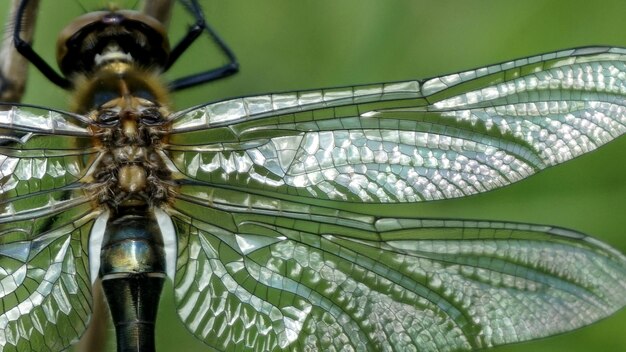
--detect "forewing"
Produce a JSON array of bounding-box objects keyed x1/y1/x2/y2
[
  {"x1": 168, "y1": 186, "x2": 626, "y2": 352},
  {"x1": 1, "y1": 105, "x2": 96, "y2": 201},
  {"x1": 167, "y1": 46, "x2": 626, "y2": 202},
  {"x1": 0, "y1": 105, "x2": 90, "y2": 136},
  {"x1": 0, "y1": 106, "x2": 98, "y2": 350}
]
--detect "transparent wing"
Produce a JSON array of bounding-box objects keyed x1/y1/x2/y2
[
  {"x1": 167, "y1": 46, "x2": 626, "y2": 202},
  {"x1": 167, "y1": 186, "x2": 626, "y2": 352},
  {"x1": 1, "y1": 105, "x2": 97, "y2": 202},
  {"x1": 0, "y1": 195, "x2": 97, "y2": 350},
  {"x1": 0, "y1": 105, "x2": 98, "y2": 350},
  {"x1": 166, "y1": 46, "x2": 626, "y2": 351},
  {"x1": 0, "y1": 105, "x2": 90, "y2": 136}
]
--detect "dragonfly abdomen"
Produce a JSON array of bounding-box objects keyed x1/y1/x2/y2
[{"x1": 99, "y1": 206, "x2": 166, "y2": 352}]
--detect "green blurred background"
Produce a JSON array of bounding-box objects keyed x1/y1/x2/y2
[{"x1": 1, "y1": 0, "x2": 625, "y2": 351}]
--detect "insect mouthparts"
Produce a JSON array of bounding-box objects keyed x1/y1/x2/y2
[{"x1": 94, "y1": 44, "x2": 134, "y2": 67}]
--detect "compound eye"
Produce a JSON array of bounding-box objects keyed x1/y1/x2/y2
[
  {"x1": 96, "y1": 110, "x2": 120, "y2": 126},
  {"x1": 92, "y1": 90, "x2": 119, "y2": 108},
  {"x1": 134, "y1": 89, "x2": 156, "y2": 103}
]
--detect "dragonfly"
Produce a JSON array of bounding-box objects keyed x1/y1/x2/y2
[{"x1": 0, "y1": 1, "x2": 625, "y2": 351}]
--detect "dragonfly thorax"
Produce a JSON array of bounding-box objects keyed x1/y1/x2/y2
[{"x1": 79, "y1": 62, "x2": 175, "y2": 210}]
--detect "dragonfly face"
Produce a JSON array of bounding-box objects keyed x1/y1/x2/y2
[{"x1": 0, "y1": 1, "x2": 625, "y2": 352}]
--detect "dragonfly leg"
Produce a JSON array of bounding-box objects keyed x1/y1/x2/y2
[
  {"x1": 166, "y1": 0, "x2": 239, "y2": 91},
  {"x1": 12, "y1": 0, "x2": 71, "y2": 89}
]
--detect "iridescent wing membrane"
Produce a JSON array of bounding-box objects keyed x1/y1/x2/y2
[
  {"x1": 0, "y1": 46, "x2": 624, "y2": 351},
  {"x1": 165, "y1": 46, "x2": 626, "y2": 351},
  {"x1": 0, "y1": 107, "x2": 98, "y2": 350}
]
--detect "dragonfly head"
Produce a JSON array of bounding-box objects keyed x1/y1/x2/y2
[{"x1": 56, "y1": 10, "x2": 170, "y2": 78}]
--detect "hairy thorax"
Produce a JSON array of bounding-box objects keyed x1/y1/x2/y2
[{"x1": 77, "y1": 62, "x2": 176, "y2": 210}]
